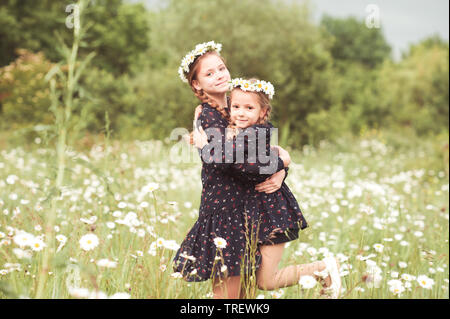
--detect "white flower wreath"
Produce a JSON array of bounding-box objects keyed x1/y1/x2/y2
[
  {"x1": 178, "y1": 41, "x2": 223, "y2": 83},
  {"x1": 229, "y1": 78, "x2": 275, "y2": 99}
]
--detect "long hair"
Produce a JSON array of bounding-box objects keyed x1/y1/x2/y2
[{"x1": 186, "y1": 51, "x2": 230, "y2": 145}]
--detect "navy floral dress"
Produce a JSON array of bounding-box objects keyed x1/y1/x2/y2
[{"x1": 172, "y1": 103, "x2": 307, "y2": 282}]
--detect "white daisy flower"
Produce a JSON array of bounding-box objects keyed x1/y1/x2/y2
[
  {"x1": 79, "y1": 234, "x2": 99, "y2": 251},
  {"x1": 417, "y1": 275, "x2": 434, "y2": 289},
  {"x1": 30, "y1": 237, "x2": 46, "y2": 251},
  {"x1": 213, "y1": 237, "x2": 227, "y2": 249},
  {"x1": 299, "y1": 275, "x2": 317, "y2": 289},
  {"x1": 13, "y1": 232, "x2": 35, "y2": 248}
]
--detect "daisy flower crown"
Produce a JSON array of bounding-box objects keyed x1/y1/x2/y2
[
  {"x1": 230, "y1": 78, "x2": 275, "y2": 99},
  {"x1": 178, "y1": 41, "x2": 223, "y2": 83}
]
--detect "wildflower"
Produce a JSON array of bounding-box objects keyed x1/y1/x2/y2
[
  {"x1": 299, "y1": 275, "x2": 317, "y2": 289},
  {"x1": 417, "y1": 275, "x2": 434, "y2": 289},
  {"x1": 388, "y1": 279, "x2": 405, "y2": 296},
  {"x1": 13, "y1": 232, "x2": 35, "y2": 248},
  {"x1": 213, "y1": 237, "x2": 227, "y2": 249},
  {"x1": 88, "y1": 290, "x2": 108, "y2": 299},
  {"x1": 12, "y1": 248, "x2": 32, "y2": 259},
  {"x1": 109, "y1": 292, "x2": 130, "y2": 299},
  {"x1": 373, "y1": 243, "x2": 384, "y2": 253},
  {"x1": 221, "y1": 265, "x2": 227, "y2": 273},
  {"x1": 171, "y1": 272, "x2": 183, "y2": 279},
  {"x1": 401, "y1": 274, "x2": 414, "y2": 281},
  {"x1": 156, "y1": 238, "x2": 166, "y2": 247},
  {"x1": 163, "y1": 240, "x2": 180, "y2": 251},
  {"x1": 56, "y1": 234, "x2": 67, "y2": 243},
  {"x1": 160, "y1": 265, "x2": 167, "y2": 272},
  {"x1": 96, "y1": 259, "x2": 117, "y2": 268},
  {"x1": 398, "y1": 261, "x2": 407, "y2": 269},
  {"x1": 30, "y1": 238, "x2": 46, "y2": 251},
  {"x1": 80, "y1": 216, "x2": 97, "y2": 224},
  {"x1": 142, "y1": 182, "x2": 159, "y2": 193},
  {"x1": 68, "y1": 287, "x2": 90, "y2": 299},
  {"x1": 79, "y1": 234, "x2": 99, "y2": 251},
  {"x1": 270, "y1": 289, "x2": 284, "y2": 298}
]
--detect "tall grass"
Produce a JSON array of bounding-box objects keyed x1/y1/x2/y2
[{"x1": 0, "y1": 127, "x2": 448, "y2": 299}]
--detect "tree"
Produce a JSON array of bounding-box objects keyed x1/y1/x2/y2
[
  {"x1": 0, "y1": 0, "x2": 150, "y2": 75},
  {"x1": 320, "y1": 15, "x2": 392, "y2": 69},
  {"x1": 137, "y1": 0, "x2": 337, "y2": 146}
]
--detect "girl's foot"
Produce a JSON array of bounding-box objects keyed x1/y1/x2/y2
[{"x1": 320, "y1": 257, "x2": 341, "y2": 299}]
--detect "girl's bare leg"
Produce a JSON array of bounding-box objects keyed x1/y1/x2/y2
[
  {"x1": 256, "y1": 243, "x2": 330, "y2": 290},
  {"x1": 212, "y1": 275, "x2": 242, "y2": 299}
]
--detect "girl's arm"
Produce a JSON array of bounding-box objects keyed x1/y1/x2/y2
[
  {"x1": 195, "y1": 106, "x2": 286, "y2": 178},
  {"x1": 226, "y1": 125, "x2": 286, "y2": 184}
]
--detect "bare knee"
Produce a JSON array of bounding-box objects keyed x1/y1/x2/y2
[{"x1": 256, "y1": 276, "x2": 276, "y2": 291}]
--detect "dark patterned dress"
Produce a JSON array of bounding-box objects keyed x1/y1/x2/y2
[
  {"x1": 172, "y1": 103, "x2": 307, "y2": 282},
  {"x1": 228, "y1": 123, "x2": 308, "y2": 247}
]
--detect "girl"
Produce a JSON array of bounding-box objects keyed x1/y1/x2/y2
[
  {"x1": 173, "y1": 42, "x2": 340, "y2": 298},
  {"x1": 194, "y1": 77, "x2": 341, "y2": 299}
]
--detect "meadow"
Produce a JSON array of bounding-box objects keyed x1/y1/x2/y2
[{"x1": 0, "y1": 129, "x2": 448, "y2": 299}]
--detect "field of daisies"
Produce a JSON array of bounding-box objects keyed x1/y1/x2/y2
[{"x1": 0, "y1": 129, "x2": 448, "y2": 299}]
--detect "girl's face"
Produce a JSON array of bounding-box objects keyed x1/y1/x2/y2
[
  {"x1": 230, "y1": 89, "x2": 266, "y2": 128},
  {"x1": 192, "y1": 53, "x2": 231, "y2": 95}
]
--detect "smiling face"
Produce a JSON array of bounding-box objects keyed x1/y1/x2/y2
[
  {"x1": 191, "y1": 52, "x2": 231, "y2": 95},
  {"x1": 230, "y1": 89, "x2": 267, "y2": 128}
]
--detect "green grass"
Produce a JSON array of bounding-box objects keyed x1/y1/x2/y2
[{"x1": 0, "y1": 129, "x2": 448, "y2": 299}]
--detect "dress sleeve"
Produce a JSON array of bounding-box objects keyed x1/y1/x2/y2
[
  {"x1": 197, "y1": 106, "x2": 285, "y2": 179},
  {"x1": 226, "y1": 125, "x2": 285, "y2": 184}
]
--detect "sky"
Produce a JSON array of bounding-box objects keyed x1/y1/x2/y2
[{"x1": 132, "y1": 0, "x2": 449, "y2": 61}]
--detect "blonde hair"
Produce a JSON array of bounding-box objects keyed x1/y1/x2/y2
[
  {"x1": 226, "y1": 78, "x2": 273, "y2": 140},
  {"x1": 186, "y1": 51, "x2": 230, "y2": 144}
]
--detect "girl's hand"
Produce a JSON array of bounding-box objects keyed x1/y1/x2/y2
[
  {"x1": 194, "y1": 104, "x2": 203, "y2": 122},
  {"x1": 255, "y1": 169, "x2": 286, "y2": 194},
  {"x1": 193, "y1": 124, "x2": 208, "y2": 149}
]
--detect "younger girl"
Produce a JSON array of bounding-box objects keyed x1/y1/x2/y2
[{"x1": 194, "y1": 77, "x2": 342, "y2": 298}]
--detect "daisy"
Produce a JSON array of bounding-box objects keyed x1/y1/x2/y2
[
  {"x1": 13, "y1": 232, "x2": 35, "y2": 248},
  {"x1": 401, "y1": 273, "x2": 414, "y2": 281},
  {"x1": 156, "y1": 238, "x2": 166, "y2": 248},
  {"x1": 142, "y1": 182, "x2": 159, "y2": 194},
  {"x1": 398, "y1": 261, "x2": 408, "y2": 269},
  {"x1": 97, "y1": 259, "x2": 117, "y2": 268},
  {"x1": 213, "y1": 237, "x2": 227, "y2": 249},
  {"x1": 171, "y1": 272, "x2": 183, "y2": 279},
  {"x1": 388, "y1": 279, "x2": 405, "y2": 296},
  {"x1": 373, "y1": 243, "x2": 384, "y2": 253},
  {"x1": 30, "y1": 237, "x2": 46, "y2": 251},
  {"x1": 417, "y1": 275, "x2": 434, "y2": 289},
  {"x1": 79, "y1": 234, "x2": 99, "y2": 251},
  {"x1": 12, "y1": 248, "x2": 32, "y2": 259},
  {"x1": 299, "y1": 275, "x2": 317, "y2": 289}
]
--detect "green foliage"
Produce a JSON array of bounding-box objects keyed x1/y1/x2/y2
[
  {"x1": 320, "y1": 15, "x2": 392, "y2": 68},
  {"x1": 0, "y1": 49, "x2": 54, "y2": 128},
  {"x1": 139, "y1": 0, "x2": 337, "y2": 147},
  {"x1": 0, "y1": 0, "x2": 150, "y2": 76},
  {"x1": 374, "y1": 37, "x2": 449, "y2": 135},
  {"x1": 0, "y1": 0, "x2": 448, "y2": 146}
]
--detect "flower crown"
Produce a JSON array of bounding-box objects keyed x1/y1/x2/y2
[
  {"x1": 230, "y1": 78, "x2": 275, "y2": 99},
  {"x1": 178, "y1": 41, "x2": 223, "y2": 83}
]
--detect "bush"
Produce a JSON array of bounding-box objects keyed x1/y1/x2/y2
[{"x1": 0, "y1": 49, "x2": 54, "y2": 129}]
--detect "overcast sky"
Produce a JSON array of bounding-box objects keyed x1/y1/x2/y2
[{"x1": 133, "y1": 0, "x2": 449, "y2": 61}]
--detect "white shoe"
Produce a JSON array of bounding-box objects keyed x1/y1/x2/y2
[{"x1": 322, "y1": 257, "x2": 342, "y2": 299}]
